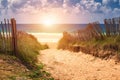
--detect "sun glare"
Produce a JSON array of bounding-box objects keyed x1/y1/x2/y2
[
  {"x1": 42, "y1": 14, "x2": 58, "y2": 27},
  {"x1": 43, "y1": 19, "x2": 54, "y2": 27}
]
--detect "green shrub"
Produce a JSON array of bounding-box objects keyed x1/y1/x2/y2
[
  {"x1": 28, "y1": 63, "x2": 54, "y2": 80},
  {"x1": 17, "y1": 31, "x2": 48, "y2": 69}
]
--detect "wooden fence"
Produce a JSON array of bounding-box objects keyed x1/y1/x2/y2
[
  {"x1": 72, "y1": 17, "x2": 120, "y2": 41},
  {"x1": 104, "y1": 17, "x2": 120, "y2": 36},
  {"x1": 0, "y1": 18, "x2": 17, "y2": 55}
]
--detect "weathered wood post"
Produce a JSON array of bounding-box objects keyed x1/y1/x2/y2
[
  {"x1": 4, "y1": 19, "x2": 8, "y2": 40},
  {"x1": 7, "y1": 19, "x2": 12, "y2": 52},
  {"x1": 7, "y1": 19, "x2": 11, "y2": 38},
  {"x1": 0, "y1": 27, "x2": 2, "y2": 51},
  {"x1": 116, "y1": 17, "x2": 119, "y2": 35},
  {"x1": 112, "y1": 18, "x2": 116, "y2": 35},
  {"x1": 109, "y1": 19, "x2": 113, "y2": 35},
  {"x1": 119, "y1": 17, "x2": 120, "y2": 35},
  {"x1": 4, "y1": 19, "x2": 9, "y2": 52},
  {"x1": 104, "y1": 19, "x2": 110, "y2": 36},
  {"x1": 1, "y1": 21, "x2": 6, "y2": 52},
  {"x1": 11, "y1": 18, "x2": 17, "y2": 56}
]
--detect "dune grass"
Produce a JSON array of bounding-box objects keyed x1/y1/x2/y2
[
  {"x1": 58, "y1": 32, "x2": 74, "y2": 49},
  {"x1": 58, "y1": 32, "x2": 120, "y2": 53},
  {"x1": 17, "y1": 31, "x2": 53, "y2": 79},
  {"x1": 77, "y1": 36, "x2": 120, "y2": 51},
  {"x1": 58, "y1": 33, "x2": 120, "y2": 61},
  {"x1": 0, "y1": 31, "x2": 54, "y2": 79},
  {"x1": 17, "y1": 31, "x2": 41, "y2": 68}
]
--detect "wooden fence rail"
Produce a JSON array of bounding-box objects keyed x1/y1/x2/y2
[
  {"x1": 72, "y1": 17, "x2": 120, "y2": 41},
  {"x1": 104, "y1": 17, "x2": 120, "y2": 36},
  {"x1": 0, "y1": 18, "x2": 17, "y2": 55}
]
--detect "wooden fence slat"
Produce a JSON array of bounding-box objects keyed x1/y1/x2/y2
[
  {"x1": 119, "y1": 17, "x2": 120, "y2": 34},
  {"x1": 1, "y1": 21, "x2": 6, "y2": 52},
  {"x1": 7, "y1": 19, "x2": 12, "y2": 51},
  {"x1": 7, "y1": 19, "x2": 11, "y2": 38},
  {"x1": 11, "y1": 18, "x2": 17, "y2": 56},
  {"x1": 4, "y1": 19, "x2": 8, "y2": 40},
  {"x1": 0, "y1": 18, "x2": 17, "y2": 55},
  {"x1": 4, "y1": 19, "x2": 9, "y2": 52}
]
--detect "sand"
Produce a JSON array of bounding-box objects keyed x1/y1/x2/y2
[
  {"x1": 42, "y1": 42, "x2": 58, "y2": 49},
  {"x1": 38, "y1": 43, "x2": 120, "y2": 80}
]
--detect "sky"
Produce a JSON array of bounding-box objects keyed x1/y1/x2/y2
[{"x1": 0, "y1": 0, "x2": 120, "y2": 24}]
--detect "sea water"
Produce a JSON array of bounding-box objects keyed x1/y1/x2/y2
[{"x1": 16, "y1": 24, "x2": 105, "y2": 43}]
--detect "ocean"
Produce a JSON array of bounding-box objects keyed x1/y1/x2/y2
[
  {"x1": 16, "y1": 24, "x2": 87, "y2": 43},
  {"x1": 16, "y1": 24, "x2": 87, "y2": 33},
  {"x1": 16, "y1": 24, "x2": 104, "y2": 43}
]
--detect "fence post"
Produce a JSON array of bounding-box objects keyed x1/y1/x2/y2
[
  {"x1": 104, "y1": 19, "x2": 110, "y2": 36},
  {"x1": 1, "y1": 21, "x2": 6, "y2": 52},
  {"x1": 7, "y1": 19, "x2": 11, "y2": 38},
  {"x1": 119, "y1": 17, "x2": 120, "y2": 34},
  {"x1": 4, "y1": 19, "x2": 9, "y2": 52},
  {"x1": 11, "y1": 18, "x2": 17, "y2": 56}
]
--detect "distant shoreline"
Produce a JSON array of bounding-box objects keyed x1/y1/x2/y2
[{"x1": 28, "y1": 32, "x2": 63, "y2": 43}]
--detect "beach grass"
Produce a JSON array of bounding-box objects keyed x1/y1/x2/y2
[
  {"x1": 0, "y1": 31, "x2": 54, "y2": 79},
  {"x1": 58, "y1": 32, "x2": 120, "y2": 59},
  {"x1": 17, "y1": 31, "x2": 49, "y2": 69},
  {"x1": 77, "y1": 36, "x2": 120, "y2": 51},
  {"x1": 17, "y1": 31, "x2": 54, "y2": 79}
]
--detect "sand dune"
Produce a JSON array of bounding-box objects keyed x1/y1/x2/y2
[{"x1": 38, "y1": 48, "x2": 120, "y2": 80}]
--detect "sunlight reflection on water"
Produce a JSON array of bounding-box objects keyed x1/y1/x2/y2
[{"x1": 28, "y1": 32, "x2": 63, "y2": 43}]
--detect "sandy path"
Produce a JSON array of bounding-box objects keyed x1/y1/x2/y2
[{"x1": 38, "y1": 49, "x2": 120, "y2": 80}]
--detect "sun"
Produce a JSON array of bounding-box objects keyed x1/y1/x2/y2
[
  {"x1": 43, "y1": 18, "x2": 54, "y2": 27},
  {"x1": 42, "y1": 15, "x2": 57, "y2": 27}
]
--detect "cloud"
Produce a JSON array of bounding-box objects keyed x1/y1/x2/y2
[
  {"x1": 0, "y1": 0, "x2": 120, "y2": 23},
  {"x1": 102, "y1": 0, "x2": 118, "y2": 4},
  {"x1": 102, "y1": 0, "x2": 109, "y2": 4},
  {"x1": 80, "y1": 0, "x2": 102, "y2": 13},
  {"x1": 1, "y1": 0, "x2": 8, "y2": 8},
  {"x1": 112, "y1": 8, "x2": 120, "y2": 17},
  {"x1": 102, "y1": 0, "x2": 120, "y2": 8}
]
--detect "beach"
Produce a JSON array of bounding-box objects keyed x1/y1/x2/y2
[
  {"x1": 20, "y1": 31, "x2": 120, "y2": 80},
  {"x1": 28, "y1": 32, "x2": 62, "y2": 49},
  {"x1": 32, "y1": 33, "x2": 120, "y2": 80},
  {"x1": 29, "y1": 32, "x2": 62, "y2": 42},
  {"x1": 38, "y1": 49, "x2": 120, "y2": 80}
]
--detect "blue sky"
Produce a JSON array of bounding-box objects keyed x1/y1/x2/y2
[{"x1": 0, "y1": 0, "x2": 120, "y2": 24}]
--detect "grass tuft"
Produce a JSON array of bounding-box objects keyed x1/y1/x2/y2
[{"x1": 17, "y1": 31, "x2": 49, "y2": 69}]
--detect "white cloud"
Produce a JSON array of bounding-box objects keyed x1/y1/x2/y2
[
  {"x1": 80, "y1": 0, "x2": 102, "y2": 13},
  {"x1": 113, "y1": 8, "x2": 120, "y2": 15},
  {"x1": 100, "y1": 6, "x2": 112, "y2": 13},
  {"x1": 0, "y1": 0, "x2": 120, "y2": 23},
  {"x1": 102, "y1": 0, "x2": 109, "y2": 4}
]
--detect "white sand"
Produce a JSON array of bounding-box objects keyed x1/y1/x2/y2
[
  {"x1": 38, "y1": 48, "x2": 120, "y2": 80},
  {"x1": 29, "y1": 32, "x2": 62, "y2": 43}
]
